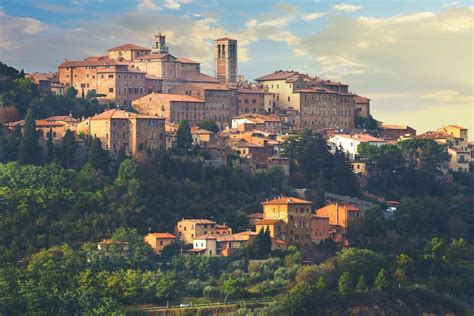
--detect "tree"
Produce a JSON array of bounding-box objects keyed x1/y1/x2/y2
[
  {"x1": 118, "y1": 159, "x2": 139, "y2": 180},
  {"x1": 65, "y1": 87, "x2": 78, "y2": 98},
  {"x1": 247, "y1": 227, "x2": 272, "y2": 259},
  {"x1": 331, "y1": 146, "x2": 357, "y2": 195},
  {"x1": 46, "y1": 127, "x2": 54, "y2": 163},
  {"x1": 373, "y1": 268, "x2": 390, "y2": 290},
  {"x1": 155, "y1": 271, "x2": 177, "y2": 308},
  {"x1": 197, "y1": 119, "x2": 219, "y2": 133},
  {"x1": 18, "y1": 109, "x2": 42, "y2": 165},
  {"x1": 88, "y1": 138, "x2": 110, "y2": 174},
  {"x1": 223, "y1": 276, "x2": 244, "y2": 304},
  {"x1": 423, "y1": 237, "x2": 445, "y2": 279},
  {"x1": 315, "y1": 276, "x2": 327, "y2": 292},
  {"x1": 395, "y1": 253, "x2": 415, "y2": 285},
  {"x1": 176, "y1": 119, "x2": 192, "y2": 151},
  {"x1": 338, "y1": 272, "x2": 352, "y2": 294},
  {"x1": 335, "y1": 248, "x2": 384, "y2": 284},
  {"x1": 355, "y1": 275, "x2": 368, "y2": 292},
  {"x1": 399, "y1": 139, "x2": 450, "y2": 172},
  {"x1": 60, "y1": 129, "x2": 76, "y2": 168}
]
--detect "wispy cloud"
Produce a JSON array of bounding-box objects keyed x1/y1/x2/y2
[
  {"x1": 137, "y1": 0, "x2": 162, "y2": 11},
  {"x1": 303, "y1": 12, "x2": 325, "y2": 21},
  {"x1": 333, "y1": 3, "x2": 361, "y2": 13}
]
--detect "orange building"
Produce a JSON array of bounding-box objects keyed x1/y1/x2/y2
[
  {"x1": 260, "y1": 196, "x2": 313, "y2": 246},
  {"x1": 215, "y1": 224, "x2": 232, "y2": 236},
  {"x1": 311, "y1": 215, "x2": 333, "y2": 243},
  {"x1": 144, "y1": 233, "x2": 176, "y2": 255},
  {"x1": 238, "y1": 89, "x2": 265, "y2": 114},
  {"x1": 77, "y1": 109, "x2": 165, "y2": 156},
  {"x1": 132, "y1": 92, "x2": 206, "y2": 125},
  {"x1": 175, "y1": 219, "x2": 216, "y2": 244},
  {"x1": 58, "y1": 56, "x2": 161, "y2": 106},
  {"x1": 255, "y1": 219, "x2": 286, "y2": 241},
  {"x1": 315, "y1": 203, "x2": 362, "y2": 245}
]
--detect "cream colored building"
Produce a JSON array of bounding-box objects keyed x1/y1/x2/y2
[
  {"x1": 77, "y1": 109, "x2": 165, "y2": 156},
  {"x1": 255, "y1": 71, "x2": 358, "y2": 130},
  {"x1": 175, "y1": 219, "x2": 216, "y2": 244},
  {"x1": 132, "y1": 92, "x2": 206, "y2": 125},
  {"x1": 260, "y1": 196, "x2": 313, "y2": 246},
  {"x1": 144, "y1": 233, "x2": 176, "y2": 255}
]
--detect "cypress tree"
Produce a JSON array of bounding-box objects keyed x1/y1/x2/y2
[
  {"x1": 46, "y1": 127, "x2": 54, "y2": 163},
  {"x1": 61, "y1": 129, "x2": 76, "y2": 168},
  {"x1": 355, "y1": 275, "x2": 368, "y2": 292},
  {"x1": 373, "y1": 268, "x2": 390, "y2": 291},
  {"x1": 177, "y1": 119, "x2": 192, "y2": 151},
  {"x1": 338, "y1": 272, "x2": 352, "y2": 294},
  {"x1": 18, "y1": 109, "x2": 42, "y2": 165},
  {"x1": 88, "y1": 138, "x2": 110, "y2": 174},
  {"x1": 314, "y1": 171, "x2": 326, "y2": 208}
]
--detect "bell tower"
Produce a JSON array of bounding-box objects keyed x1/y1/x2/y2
[
  {"x1": 214, "y1": 37, "x2": 237, "y2": 83},
  {"x1": 153, "y1": 32, "x2": 169, "y2": 54}
]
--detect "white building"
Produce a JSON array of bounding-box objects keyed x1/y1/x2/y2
[{"x1": 329, "y1": 133, "x2": 386, "y2": 160}]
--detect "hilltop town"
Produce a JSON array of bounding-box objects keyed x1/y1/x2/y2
[{"x1": 0, "y1": 33, "x2": 473, "y2": 315}]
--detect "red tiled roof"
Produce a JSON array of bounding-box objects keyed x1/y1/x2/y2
[
  {"x1": 316, "y1": 203, "x2": 362, "y2": 217},
  {"x1": 354, "y1": 95, "x2": 370, "y2": 103},
  {"x1": 179, "y1": 219, "x2": 216, "y2": 224},
  {"x1": 382, "y1": 124, "x2": 413, "y2": 130},
  {"x1": 255, "y1": 71, "x2": 299, "y2": 81},
  {"x1": 190, "y1": 83, "x2": 230, "y2": 91},
  {"x1": 194, "y1": 233, "x2": 217, "y2": 240},
  {"x1": 262, "y1": 196, "x2": 312, "y2": 205},
  {"x1": 247, "y1": 213, "x2": 263, "y2": 219},
  {"x1": 59, "y1": 57, "x2": 129, "y2": 68},
  {"x1": 107, "y1": 43, "x2": 151, "y2": 52},
  {"x1": 135, "y1": 53, "x2": 175, "y2": 60},
  {"x1": 256, "y1": 219, "x2": 284, "y2": 225},
  {"x1": 176, "y1": 57, "x2": 199, "y2": 64},
  {"x1": 89, "y1": 109, "x2": 165, "y2": 120},
  {"x1": 139, "y1": 93, "x2": 205, "y2": 103},
  {"x1": 183, "y1": 72, "x2": 220, "y2": 83},
  {"x1": 147, "y1": 232, "x2": 176, "y2": 239}
]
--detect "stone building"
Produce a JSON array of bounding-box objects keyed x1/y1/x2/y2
[
  {"x1": 77, "y1": 109, "x2": 165, "y2": 155},
  {"x1": 58, "y1": 56, "x2": 161, "y2": 106},
  {"x1": 354, "y1": 95, "x2": 370, "y2": 118},
  {"x1": 144, "y1": 233, "x2": 176, "y2": 255},
  {"x1": 237, "y1": 89, "x2": 265, "y2": 114},
  {"x1": 257, "y1": 196, "x2": 313, "y2": 246},
  {"x1": 380, "y1": 124, "x2": 416, "y2": 140},
  {"x1": 132, "y1": 92, "x2": 206, "y2": 125},
  {"x1": 255, "y1": 70, "x2": 361, "y2": 130},
  {"x1": 214, "y1": 37, "x2": 238, "y2": 83},
  {"x1": 175, "y1": 219, "x2": 216, "y2": 244},
  {"x1": 169, "y1": 83, "x2": 238, "y2": 129}
]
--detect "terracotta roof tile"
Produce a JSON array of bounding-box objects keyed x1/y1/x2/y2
[
  {"x1": 147, "y1": 232, "x2": 176, "y2": 239},
  {"x1": 262, "y1": 196, "x2": 312, "y2": 205},
  {"x1": 138, "y1": 93, "x2": 205, "y2": 103},
  {"x1": 107, "y1": 44, "x2": 151, "y2": 52}
]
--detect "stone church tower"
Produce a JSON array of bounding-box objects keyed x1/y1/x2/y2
[
  {"x1": 153, "y1": 32, "x2": 169, "y2": 54},
  {"x1": 214, "y1": 37, "x2": 237, "y2": 83}
]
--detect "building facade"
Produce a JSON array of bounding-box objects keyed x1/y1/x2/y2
[
  {"x1": 255, "y1": 71, "x2": 358, "y2": 130},
  {"x1": 175, "y1": 219, "x2": 216, "y2": 244},
  {"x1": 132, "y1": 92, "x2": 206, "y2": 125},
  {"x1": 260, "y1": 197, "x2": 313, "y2": 246},
  {"x1": 77, "y1": 109, "x2": 165, "y2": 155},
  {"x1": 214, "y1": 37, "x2": 237, "y2": 83}
]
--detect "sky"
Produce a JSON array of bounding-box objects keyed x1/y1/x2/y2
[{"x1": 0, "y1": 0, "x2": 473, "y2": 133}]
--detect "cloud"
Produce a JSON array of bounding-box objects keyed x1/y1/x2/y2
[
  {"x1": 333, "y1": 3, "x2": 361, "y2": 13},
  {"x1": 137, "y1": 0, "x2": 162, "y2": 11},
  {"x1": 303, "y1": 12, "x2": 325, "y2": 21},
  {"x1": 300, "y1": 7, "x2": 473, "y2": 132},
  {"x1": 163, "y1": 0, "x2": 191, "y2": 10}
]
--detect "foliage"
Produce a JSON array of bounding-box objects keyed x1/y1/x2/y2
[
  {"x1": 338, "y1": 272, "x2": 352, "y2": 294},
  {"x1": 18, "y1": 109, "x2": 42, "y2": 165},
  {"x1": 373, "y1": 268, "x2": 390, "y2": 290},
  {"x1": 282, "y1": 129, "x2": 357, "y2": 195},
  {"x1": 197, "y1": 119, "x2": 219, "y2": 133},
  {"x1": 176, "y1": 119, "x2": 192, "y2": 151}
]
